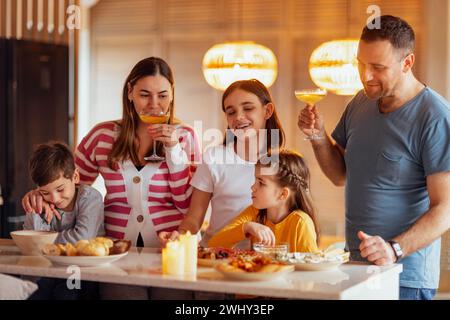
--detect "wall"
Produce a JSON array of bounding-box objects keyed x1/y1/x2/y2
[{"x1": 0, "y1": 0, "x2": 78, "y2": 146}]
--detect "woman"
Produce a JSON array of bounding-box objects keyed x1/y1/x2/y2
[{"x1": 22, "y1": 57, "x2": 200, "y2": 248}]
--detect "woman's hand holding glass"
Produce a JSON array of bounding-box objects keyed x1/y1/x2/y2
[
  {"x1": 139, "y1": 110, "x2": 174, "y2": 161},
  {"x1": 147, "y1": 122, "x2": 178, "y2": 148}
]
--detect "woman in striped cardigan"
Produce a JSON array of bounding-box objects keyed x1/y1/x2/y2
[{"x1": 23, "y1": 57, "x2": 200, "y2": 248}]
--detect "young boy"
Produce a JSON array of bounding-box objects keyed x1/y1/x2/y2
[
  {"x1": 22, "y1": 141, "x2": 104, "y2": 300},
  {"x1": 23, "y1": 141, "x2": 104, "y2": 243}
]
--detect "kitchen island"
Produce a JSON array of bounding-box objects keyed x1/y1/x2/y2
[{"x1": 0, "y1": 239, "x2": 402, "y2": 300}]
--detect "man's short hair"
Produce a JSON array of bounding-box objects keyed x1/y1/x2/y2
[
  {"x1": 361, "y1": 15, "x2": 415, "y2": 54},
  {"x1": 29, "y1": 141, "x2": 75, "y2": 186}
]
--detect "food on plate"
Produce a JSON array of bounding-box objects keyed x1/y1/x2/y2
[
  {"x1": 65, "y1": 243, "x2": 78, "y2": 256},
  {"x1": 94, "y1": 237, "x2": 114, "y2": 249},
  {"x1": 110, "y1": 240, "x2": 132, "y2": 255},
  {"x1": 287, "y1": 249, "x2": 350, "y2": 264},
  {"x1": 217, "y1": 254, "x2": 293, "y2": 273},
  {"x1": 79, "y1": 242, "x2": 108, "y2": 256},
  {"x1": 41, "y1": 237, "x2": 131, "y2": 257},
  {"x1": 197, "y1": 247, "x2": 260, "y2": 267},
  {"x1": 43, "y1": 243, "x2": 62, "y2": 256},
  {"x1": 197, "y1": 247, "x2": 234, "y2": 260}
]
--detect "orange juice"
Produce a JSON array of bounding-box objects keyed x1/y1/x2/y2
[
  {"x1": 139, "y1": 114, "x2": 170, "y2": 124},
  {"x1": 295, "y1": 91, "x2": 326, "y2": 105}
]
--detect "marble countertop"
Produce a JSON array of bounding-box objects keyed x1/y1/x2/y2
[{"x1": 0, "y1": 239, "x2": 402, "y2": 299}]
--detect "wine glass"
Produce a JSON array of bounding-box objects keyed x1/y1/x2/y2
[
  {"x1": 295, "y1": 88, "x2": 327, "y2": 140},
  {"x1": 139, "y1": 110, "x2": 170, "y2": 161}
]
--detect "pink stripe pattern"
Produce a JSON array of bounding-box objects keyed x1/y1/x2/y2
[{"x1": 74, "y1": 121, "x2": 200, "y2": 240}]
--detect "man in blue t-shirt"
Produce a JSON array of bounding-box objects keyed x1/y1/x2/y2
[{"x1": 298, "y1": 15, "x2": 450, "y2": 300}]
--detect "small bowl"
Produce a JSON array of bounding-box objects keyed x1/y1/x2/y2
[
  {"x1": 10, "y1": 230, "x2": 58, "y2": 256},
  {"x1": 252, "y1": 243, "x2": 289, "y2": 261}
]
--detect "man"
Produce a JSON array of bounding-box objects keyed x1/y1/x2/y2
[{"x1": 298, "y1": 15, "x2": 450, "y2": 300}]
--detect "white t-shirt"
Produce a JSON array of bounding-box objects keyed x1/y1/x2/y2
[{"x1": 191, "y1": 144, "x2": 255, "y2": 246}]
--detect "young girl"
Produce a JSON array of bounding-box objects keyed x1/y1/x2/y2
[
  {"x1": 159, "y1": 79, "x2": 285, "y2": 247},
  {"x1": 208, "y1": 149, "x2": 319, "y2": 253}
]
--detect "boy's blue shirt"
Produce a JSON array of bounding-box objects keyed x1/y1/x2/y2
[{"x1": 24, "y1": 185, "x2": 105, "y2": 243}]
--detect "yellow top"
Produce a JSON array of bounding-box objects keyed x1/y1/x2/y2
[{"x1": 208, "y1": 206, "x2": 318, "y2": 253}]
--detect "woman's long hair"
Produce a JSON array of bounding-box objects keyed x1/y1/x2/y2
[
  {"x1": 108, "y1": 57, "x2": 175, "y2": 169},
  {"x1": 221, "y1": 79, "x2": 285, "y2": 152},
  {"x1": 256, "y1": 149, "x2": 320, "y2": 245}
]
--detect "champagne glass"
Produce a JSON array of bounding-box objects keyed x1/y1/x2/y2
[
  {"x1": 295, "y1": 88, "x2": 327, "y2": 140},
  {"x1": 139, "y1": 110, "x2": 170, "y2": 161}
]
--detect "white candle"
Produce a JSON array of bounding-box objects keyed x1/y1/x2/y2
[
  {"x1": 162, "y1": 241, "x2": 185, "y2": 276},
  {"x1": 179, "y1": 231, "x2": 198, "y2": 276}
]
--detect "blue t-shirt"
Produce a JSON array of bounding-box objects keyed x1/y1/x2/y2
[{"x1": 332, "y1": 87, "x2": 450, "y2": 289}]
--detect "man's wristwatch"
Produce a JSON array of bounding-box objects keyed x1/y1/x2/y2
[{"x1": 388, "y1": 240, "x2": 403, "y2": 262}]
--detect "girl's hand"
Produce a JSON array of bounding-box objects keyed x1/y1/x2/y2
[
  {"x1": 243, "y1": 222, "x2": 276, "y2": 246},
  {"x1": 158, "y1": 230, "x2": 181, "y2": 247},
  {"x1": 147, "y1": 124, "x2": 178, "y2": 148},
  {"x1": 21, "y1": 190, "x2": 61, "y2": 221}
]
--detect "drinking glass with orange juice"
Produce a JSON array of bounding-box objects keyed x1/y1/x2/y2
[
  {"x1": 295, "y1": 88, "x2": 327, "y2": 140},
  {"x1": 139, "y1": 110, "x2": 170, "y2": 161}
]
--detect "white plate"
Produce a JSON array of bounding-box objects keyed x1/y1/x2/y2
[
  {"x1": 43, "y1": 252, "x2": 128, "y2": 267},
  {"x1": 214, "y1": 263, "x2": 294, "y2": 281},
  {"x1": 290, "y1": 260, "x2": 345, "y2": 271},
  {"x1": 198, "y1": 258, "x2": 230, "y2": 267}
]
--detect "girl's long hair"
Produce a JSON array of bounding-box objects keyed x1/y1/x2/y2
[
  {"x1": 256, "y1": 149, "x2": 320, "y2": 245},
  {"x1": 221, "y1": 79, "x2": 285, "y2": 152},
  {"x1": 108, "y1": 57, "x2": 175, "y2": 169}
]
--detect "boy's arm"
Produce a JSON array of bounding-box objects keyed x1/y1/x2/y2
[
  {"x1": 208, "y1": 207, "x2": 256, "y2": 248},
  {"x1": 23, "y1": 213, "x2": 51, "y2": 232},
  {"x1": 56, "y1": 188, "x2": 104, "y2": 244}
]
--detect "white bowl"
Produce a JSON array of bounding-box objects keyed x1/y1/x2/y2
[{"x1": 10, "y1": 230, "x2": 58, "y2": 256}]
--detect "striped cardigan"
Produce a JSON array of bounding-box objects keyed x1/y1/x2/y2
[{"x1": 74, "y1": 121, "x2": 199, "y2": 240}]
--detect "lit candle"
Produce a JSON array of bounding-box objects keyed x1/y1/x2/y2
[
  {"x1": 179, "y1": 231, "x2": 198, "y2": 276},
  {"x1": 162, "y1": 241, "x2": 185, "y2": 276}
]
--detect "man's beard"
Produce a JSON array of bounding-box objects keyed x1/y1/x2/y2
[{"x1": 363, "y1": 84, "x2": 386, "y2": 100}]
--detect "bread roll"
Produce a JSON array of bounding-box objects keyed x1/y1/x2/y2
[
  {"x1": 94, "y1": 237, "x2": 114, "y2": 249},
  {"x1": 75, "y1": 240, "x2": 89, "y2": 250},
  {"x1": 79, "y1": 242, "x2": 108, "y2": 256},
  {"x1": 65, "y1": 243, "x2": 78, "y2": 256},
  {"x1": 42, "y1": 244, "x2": 61, "y2": 256},
  {"x1": 56, "y1": 244, "x2": 67, "y2": 256}
]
